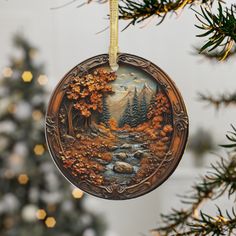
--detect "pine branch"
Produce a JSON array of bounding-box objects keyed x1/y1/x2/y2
[
  {"x1": 119, "y1": 0, "x2": 215, "y2": 27},
  {"x1": 51, "y1": 0, "x2": 236, "y2": 60},
  {"x1": 195, "y1": 3, "x2": 236, "y2": 60},
  {"x1": 199, "y1": 92, "x2": 236, "y2": 109},
  {"x1": 220, "y1": 125, "x2": 236, "y2": 149},
  {"x1": 186, "y1": 207, "x2": 236, "y2": 235},
  {"x1": 193, "y1": 46, "x2": 236, "y2": 61},
  {"x1": 152, "y1": 152, "x2": 236, "y2": 235},
  {"x1": 119, "y1": 0, "x2": 236, "y2": 60}
]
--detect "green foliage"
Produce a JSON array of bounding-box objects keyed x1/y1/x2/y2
[
  {"x1": 152, "y1": 151, "x2": 236, "y2": 235},
  {"x1": 188, "y1": 207, "x2": 236, "y2": 236},
  {"x1": 53, "y1": 0, "x2": 236, "y2": 60},
  {"x1": 220, "y1": 125, "x2": 236, "y2": 149},
  {"x1": 118, "y1": 0, "x2": 236, "y2": 60},
  {"x1": 118, "y1": 87, "x2": 149, "y2": 127},
  {"x1": 194, "y1": 3, "x2": 236, "y2": 60},
  {"x1": 131, "y1": 87, "x2": 140, "y2": 127},
  {"x1": 139, "y1": 94, "x2": 148, "y2": 123},
  {"x1": 119, "y1": 0, "x2": 215, "y2": 29},
  {"x1": 119, "y1": 99, "x2": 132, "y2": 127}
]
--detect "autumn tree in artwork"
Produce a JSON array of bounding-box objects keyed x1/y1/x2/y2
[
  {"x1": 147, "y1": 88, "x2": 171, "y2": 122},
  {"x1": 66, "y1": 68, "x2": 116, "y2": 134}
]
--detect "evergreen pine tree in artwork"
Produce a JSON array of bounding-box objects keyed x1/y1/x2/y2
[
  {"x1": 147, "y1": 94, "x2": 157, "y2": 120},
  {"x1": 100, "y1": 95, "x2": 111, "y2": 127},
  {"x1": 119, "y1": 99, "x2": 132, "y2": 127},
  {"x1": 131, "y1": 87, "x2": 140, "y2": 127},
  {"x1": 139, "y1": 93, "x2": 148, "y2": 123},
  {"x1": 0, "y1": 35, "x2": 105, "y2": 236}
]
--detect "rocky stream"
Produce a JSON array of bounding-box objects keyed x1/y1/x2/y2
[{"x1": 102, "y1": 131, "x2": 151, "y2": 185}]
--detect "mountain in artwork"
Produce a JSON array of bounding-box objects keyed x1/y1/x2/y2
[{"x1": 108, "y1": 83, "x2": 155, "y2": 121}]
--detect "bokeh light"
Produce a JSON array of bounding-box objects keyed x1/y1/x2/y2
[
  {"x1": 22, "y1": 71, "x2": 33, "y2": 82},
  {"x1": 18, "y1": 174, "x2": 29, "y2": 184},
  {"x1": 2, "y1": 67, "x2": 13, "y2": 77},
  {"x1": 32, "y1": 110, "x2": 43, "y2": 121},
  {"x1": 72, "y1": 188, "x2": 84, "y2": 199},
  {"x1": 33, "y1": 144, "x2": 45, "y2": 156},
  {"x1": 45, "y1": 217, "x2": 56, "y2": 228},
  {"x1": 37, "y1": 75, "x2": 48, "y2": 85},
  {"x1": 36, "y1": 209, "x2": 47, "y2": 220}
]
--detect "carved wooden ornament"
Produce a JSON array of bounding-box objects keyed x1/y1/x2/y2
[{"x1": 46, "y1": 53, "x2": 189, "y2": 200}]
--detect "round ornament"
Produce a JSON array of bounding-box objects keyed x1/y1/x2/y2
[{"x1": 46, "y1": 53, "x2": 188, "y2": 200}]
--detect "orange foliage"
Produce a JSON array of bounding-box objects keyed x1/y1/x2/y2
[
  {"x1": 163, "y1": 124, "x2": 173, "y2": 133},
  {"x1": 96, "y1": 123, "x2": 116, "y2": 139},
  {"x1": 62, "y1": 133, "x2": 117, "y2": 185},
  {"x1": 133, "y1": 157, "x2": 159, "y2": 183},
  {"x1": 144, "y1": 128, "x2": 158, "y2": 140},
  {"x1": 99, "y1": 153, "x2": 112, "y2": 162},
  {"x1": 66, "y1": 68, "x2": 116, "y2": 117},
  {"x1": 134, "y1": 122, "x2": 149, "y2": 132},
  {"x1": 109, "y1": 118, "x2": 118, "y2": 131},
  {"x1": 148, "y1": 91, "x2": 170, "y2": 120}
]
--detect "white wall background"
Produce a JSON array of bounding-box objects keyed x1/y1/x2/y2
[{"x1": 0, "y1": 1, "x2": 235, "y2": 236}]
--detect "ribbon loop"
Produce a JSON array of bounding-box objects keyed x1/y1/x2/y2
[{"x1": 109, "y1": 0, "x2": 119, "y2": 71}]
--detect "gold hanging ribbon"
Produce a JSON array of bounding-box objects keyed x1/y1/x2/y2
[{"x1": 109, "y1": 0, "x2": 119, "y2": 71}]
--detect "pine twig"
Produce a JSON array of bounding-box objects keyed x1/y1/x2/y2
[
  {"x1": 194, "y1": 3, "x2": 236, "y2": 60},
  {"x1": 119, "y1": 0, "x2": 215, "y2": 27},
  {"x1": 199, "y1": 92, "x2": 236, "y2": 109},
  {"x1": 152, "y1": 153, "x2": 236, "y2": 235},
  {"x1": 193, "y1": 46, "x2": 236, "y2": 61}
]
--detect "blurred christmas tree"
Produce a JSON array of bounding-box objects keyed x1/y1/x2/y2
[{"x1": 0, "y1": 35, "x2": 106, "y2": 236}]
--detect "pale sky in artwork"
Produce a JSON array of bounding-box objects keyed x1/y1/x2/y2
[{"x1": 107, "y1": 64, "x2": 156, "y2": 103}]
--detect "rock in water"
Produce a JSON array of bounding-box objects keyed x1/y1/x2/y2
[
  {"x1": 110, "y1": 145, "x2": 119, "y2": 151},
  {"x1": 133, "y1": 150, "x2": 148, "y2": 159},
  {"x1": 91, "y1": 132, "x2": 98, "y2": 137},
  {"x1": 113, "y1": 162, "x2": 133, "y2": 174},
  {"x1": 120, "y1": 143, "x2": 132, "y2": 149},
  {"x1": 115, "y1": 152, "x2": 127, "y2": 160}
]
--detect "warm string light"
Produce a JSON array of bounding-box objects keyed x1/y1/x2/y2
[
  {"x1": 72, "y1": 188, "x2": 84, "y2": 199},
  {"x1": 2, "y1": 67, "x2": 13, "y2": 78},
  {"x1": 33, "y1": 144, "x2": 45, "y2": 156},
  {"x1": 45, "y1": 217, "x2": 56, "y2": 228},
  {"x1": 37, "y1": 75, "x2": 48, "y2": 85},
  {"x1": 18, "y1": 174, "x2": 29, "y2": 184},
  {"x1": 36, "y1": 209, "x2": 47, "y2": 220},
  {"x1": 22, "y1": 71, "x2": 33, "y2": 82},
  {"x1": 32, "y1": 110, "x2": 43, "y2": 121}
]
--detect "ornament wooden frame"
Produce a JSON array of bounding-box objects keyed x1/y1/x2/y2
[{"x1": 46, "y1": 53, "x2": 189, "y2": 200}]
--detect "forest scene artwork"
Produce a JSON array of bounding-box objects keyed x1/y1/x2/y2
[{"x1": 56, "y1": 64, "x2": 174, "y2": 189}]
